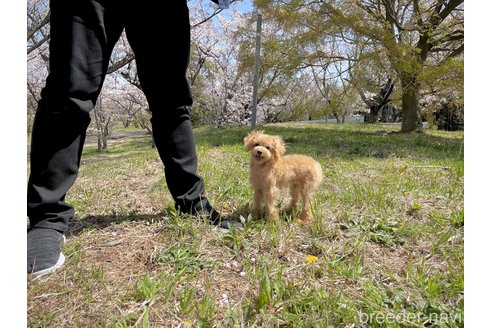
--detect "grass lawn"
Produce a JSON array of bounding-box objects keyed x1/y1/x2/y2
[{"x1": 27, "y1": 123, "x2": 464, "y2": 327}]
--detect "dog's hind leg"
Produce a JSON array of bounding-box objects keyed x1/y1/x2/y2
[
  {"x1": 288, "y1": 183, "x2": 301, "y2": 213},
  {"x1": 299, "y1": 187, "x2": 314, "y2": 223}
]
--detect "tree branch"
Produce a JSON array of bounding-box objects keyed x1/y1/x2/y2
[
  {"x1": 27, "y1": 34, "x2": 50, "y2": 55},
  {"x1": 107, "y1": 53, "x2": 135, "y2": 74},
  {"x1": 438, "y1": 0, "x2": 464, "y2": 22},
  {"x1": 27, "y1": 10, "x2": 50, "y2": 41},
  {"x1": 445, "y1": 44, "x2": 464, "y2": 59}
]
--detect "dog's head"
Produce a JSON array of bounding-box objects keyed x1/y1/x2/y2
[{"x1": 244, "y1": 131, "x2": 286, "y2": 164}]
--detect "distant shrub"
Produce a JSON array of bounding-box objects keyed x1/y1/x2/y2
[{"x1": 434, "y1": 101, "x2": 464, "y2": 131}]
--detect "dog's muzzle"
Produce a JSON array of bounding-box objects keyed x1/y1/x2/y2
[{"x1": 254, "y1": 149, "x2": 264, "y2": 162}]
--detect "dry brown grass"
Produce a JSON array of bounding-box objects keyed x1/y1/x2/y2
[{"x1": 28, "y1": 125, "x2": 464, "y2": 327}]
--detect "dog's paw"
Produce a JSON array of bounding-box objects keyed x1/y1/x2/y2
[{"x1": 295, "y1": 218, "x2": 312, "y2": 226}]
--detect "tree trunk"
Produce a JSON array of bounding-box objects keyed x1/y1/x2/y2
[
  {"x1": 97, "y1": 135, "x2": 102, "y2": 152},
  {"x1": 147, "y1": 127, "x2": 155, "y2": 148},
  {"x1": 366, "y1": 106, "x2": 379, "y2": 124},
  {"x1": 102, "y1": 123, "x2": 109, "y2": 149},
  {"x1": 400, "y1": 78, "x2": 423, "y2": 133}
]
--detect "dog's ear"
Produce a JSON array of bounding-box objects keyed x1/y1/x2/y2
[
  {"x1": 244, "y1": 130, "x2": 262, "y2": 151},
  {"x1": 272, "y1": 135, "x2": 286, "y2": 159}
]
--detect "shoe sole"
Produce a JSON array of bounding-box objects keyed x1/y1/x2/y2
[{"x1": 31, "y1": 252, "x2": 66, "y2": 279}]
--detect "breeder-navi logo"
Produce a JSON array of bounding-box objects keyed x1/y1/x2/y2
[{"x1": 358, "y1": 310, "x2": 463, "y2": 325}]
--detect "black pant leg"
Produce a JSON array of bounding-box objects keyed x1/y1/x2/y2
[
  {"x1": 125, "y1": 0, "x2": 207, "y2": 212},
  {"x1": 27, "y1": 0, "x2": 125, "y2": 232},
  {"x1": 125, "y1": 0, "x2": 193, "y2": 110},
  {"x1": 150, "y1": 108, "x2": 206, "y2": 212}
]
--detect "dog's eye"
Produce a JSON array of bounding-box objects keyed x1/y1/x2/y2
[
  {"x1": 254, "y1": 143, "x2": 260, "y2": 147},
  {"x1": 266, "y1": 146, "x2": 271, "y2": 150}
]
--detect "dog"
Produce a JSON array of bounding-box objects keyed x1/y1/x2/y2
[{"x1": 244, "y1": 131, "x2": 323, "y2": 224}]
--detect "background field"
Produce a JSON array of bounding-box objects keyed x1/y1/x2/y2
[{"x1": 27, "y1": 123, "x2": 464, "y2": 327}]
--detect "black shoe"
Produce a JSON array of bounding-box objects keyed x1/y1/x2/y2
[
  {"x1": 178, "y1": 200, "x2": 243, "y2": 229},
  {"x1": 27, "y1": 228, "x2": 66, "y2": 278}
]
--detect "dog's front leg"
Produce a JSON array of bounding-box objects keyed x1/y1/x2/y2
[
  {"x1": 252, "y1": 189, "x2": 264, "y2": 218},
  {"x1": 265, "y1": 186, "x2": 279, "y2": 222}
]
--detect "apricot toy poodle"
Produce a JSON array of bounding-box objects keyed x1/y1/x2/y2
[{"x1": 244, "y1": 131, "x2": 323, "y2": 224}]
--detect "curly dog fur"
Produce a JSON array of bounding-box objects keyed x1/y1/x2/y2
[{"x1": 244, "y1": 131, "x2": 323, "y2": 224}]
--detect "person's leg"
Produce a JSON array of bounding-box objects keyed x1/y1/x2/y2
[
  {"x1": 151, "y1": 108, "x2": 208, "y2": 213},
  {"x1": 27, "y1": 0, "x2": 125, "y2": 276},
  {"x1": 125, "y1": 1, "x2": 242, "y2": 229},
  {"x1": 125, "y1": 0, "x2": 207, "y2": 214}
]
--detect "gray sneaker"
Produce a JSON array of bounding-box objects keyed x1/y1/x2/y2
[
  {"x1": 217, "y1": 218, "x2": 244, "y2": 230},
  {"x1": 27, "y1": 228, "x2": 66, "y2": 278}
]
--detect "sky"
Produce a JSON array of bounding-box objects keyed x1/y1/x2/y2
[
  {"x1": 191, "y1": 0, "x2": 254, "y2": 14},
  {"x1": 232, "y1": 0, "x2": 254, "y2": 13}
]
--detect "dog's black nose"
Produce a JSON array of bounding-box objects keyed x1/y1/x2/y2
[{"x1": 256, "y1": 150, "x2": 262, "y2": 155}]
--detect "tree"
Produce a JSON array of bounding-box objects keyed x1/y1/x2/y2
[
  {"x1": 357, "y1": 78, "x2": 395, "y2": 123},
  {"x1": 255, "y1": 0, "x2": 464, "y2": 132},
  {"x1": 92, "y1": 97, "x2": 113, "y2": 151},
  {"x1": 26, "y1": 0, "x2": 249, "y2": 134},
  {"x1": 27, "y1": 0, "x2": 50, "y2": 134},
  {"x1": 27, "y1": 0, "x2": 50, "y2": 55},
  {"x1": 309, "y1": 55, "x2": 358, "y2": 123},
  {"x1": 189, "y1": 11, "x2": 254, "y2": 126}
]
